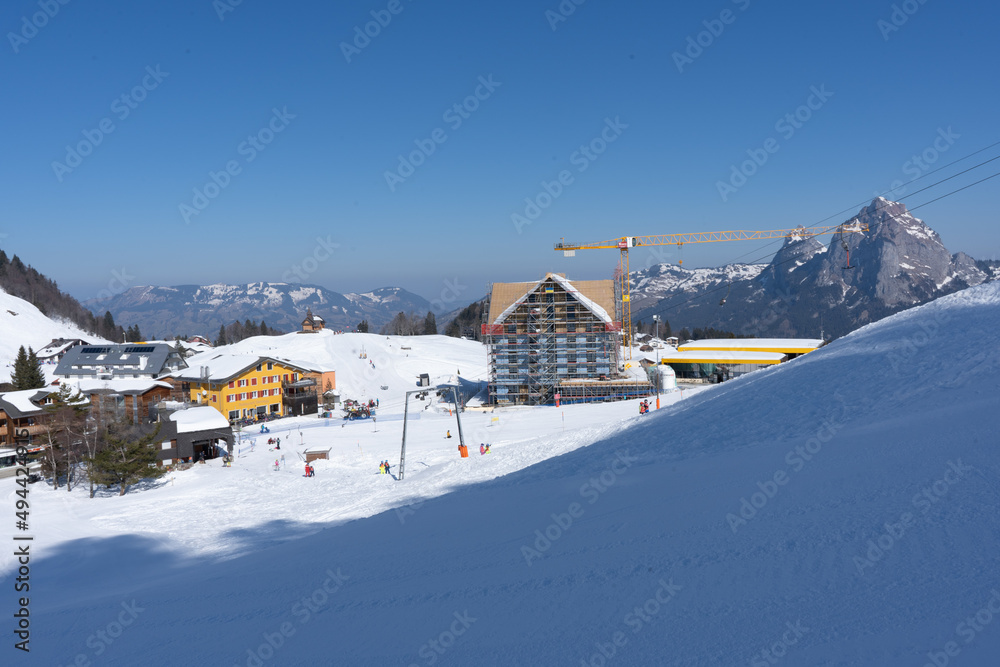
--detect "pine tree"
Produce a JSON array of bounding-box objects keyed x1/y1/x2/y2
[
  {"x1": 215, "y1": 325, "x2": 228, "y2": 347},
  {"x1": 40, "y1": 384, "x2": 87, "y2": 491},
  {"x1": 88, "y1": 422, "x2": 165, "y2": 496},
  {"x1": 11, "y1": 346, "x2": 44, "y2": 390},
  {"x1": 27, "y1": 347, "x2": 45, "y2": 388},
  {"x1": 259, "y1": 321, "x2": 269, "y2": 336},
  {"x1": 357, "y1": 320, "x2": 369, "y2": 333},
  {"x1": 423, "y1": 311, "x2": 437, "y2": 335}
]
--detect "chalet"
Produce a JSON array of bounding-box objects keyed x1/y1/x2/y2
[
  {"x1": 169, "y1": 354, "x2": 335, "y2": 421},
  {"x1": 55, "y1": 343, "x2": 188, "y2": 380},
  {"x1": 301, "y1": 309, "x2": 325, "y2": 332},
  {"x1": 0, "y1": 389, "x2": 53, "y2": 448},
  {"x1": 67, "y1": 378, "x2": 174, "y2": 425},
  {"x1": 153, "y1": 406, "x2": 233, "y2": 464},
  {"x1": 36, "y1": 338, "x2": 90, "y2": 363}
]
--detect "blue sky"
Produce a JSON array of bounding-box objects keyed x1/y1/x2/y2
[{"x1": 2, "y1": 0, "x2": 998, "y2": 307}]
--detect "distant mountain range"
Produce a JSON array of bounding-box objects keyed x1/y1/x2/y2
[
  {"x1": 84, "y1": 283, "x2": 437, "y2": 338},
  {"x1": 630, "y1": 198, "x2": 998, "y2": 339}
]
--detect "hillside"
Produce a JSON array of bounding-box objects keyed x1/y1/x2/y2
[
  {"x1": 86, "y1": 283, "x2": 438, "y2": 338},
  {"x1": 0, "y1": 249, "x2": 122, "y2": 340},
  {"x1": 631, "y1": 198, "x2": 993, "y2": 338},
  {"x1": 7, "y1": 281, "x2": 1000, "y2": 665},
  {"x1": 0, "y1": 287, "x2": 107, "y2": 384}
]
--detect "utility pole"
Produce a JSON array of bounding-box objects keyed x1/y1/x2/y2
[{"x1": 653, "y1": 315, "x2": 661, "y2": 410}]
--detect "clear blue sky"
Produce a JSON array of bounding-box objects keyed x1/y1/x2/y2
[{"x1": 2, "y1": 0, "x2": 998, "y2": 307}]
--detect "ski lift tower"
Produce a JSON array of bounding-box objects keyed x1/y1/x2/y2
[{"x1": 398, "y1": 386, "x2": 466, "y2": 481}]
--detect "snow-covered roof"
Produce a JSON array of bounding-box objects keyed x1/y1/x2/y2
[
  {"x1": 0, "y1": 388, "x2": 50, "y2": 414},
  {"x1": 678, "y1": 339, "x2": 822, "y2": 353},
  {"x1": 65, "y1": 378, "x2": 172, "y2": 395},
  {"x1": 493, "y1": 274, "x2": 613, "y2": 325},
  {"x1": 659, "y1": 350, "x2": 787, "y2": 364},
  {"x1": 174, "y1": 353, "x2": 327, "y2": 383},
  {"x1": 170, "y1": 406, "x2": 231, "y2": 434}
]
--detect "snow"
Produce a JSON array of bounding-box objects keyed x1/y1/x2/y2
[
  {"x1": 4, "y1": 283, "x2": 1000, "y2": 665},
  {"x1": 660, "y1": 349, "x2": 787, "y2": 363},
  {"x1": 170, "y1": 406, "x2": 230, "y2": 433},
  {"x1": 0, "y1": 387, "x2": 47, "y2": 413},
  {"x1": 64, "y1": 378, "x2": 172, "y2": 394},
  {"x1": 0, "y1": 287, "x2": 106, "y2": 384},
  {"x1": 493, "y1": 273, "x2": 613, "y2": 325},
  {"x1": 679, "y1": 338, "x2": 823, "y2": 352}
]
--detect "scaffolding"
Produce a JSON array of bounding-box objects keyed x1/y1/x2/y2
[{"x1": 483, "y1": 274, "x2": 651, "y2": 406}]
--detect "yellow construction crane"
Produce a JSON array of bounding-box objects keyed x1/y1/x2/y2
[{"x1": 554, "y1": 222, "x2": 868, "y2": 353}]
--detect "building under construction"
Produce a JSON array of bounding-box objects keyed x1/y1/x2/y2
[{"x1": 482, "y1": 273, "x2": 652, "y2": 406}]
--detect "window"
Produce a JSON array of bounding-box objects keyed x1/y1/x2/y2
[
  {"x1": 238, "y1": 379, "x2": 247, "y2": 387},
  {"x1": 262, "y1": 376, "x2": 269, "y2": 385},
  {"x1": 250, "y1": 391, "x2": 257, "y2": 399},
  {"x1": 240, "y1": 393, "x2": 247, "y2": 401},
  {"x1": 211, "y1": 395, "x2": 217, "y2": 403},
  {"x1": 227, "y1": 395, "x2": 234, "y2": 402},
  {"x1": 251, "y1": 378, "x2": 257, "y2": 386},
  {"x1": 267, "y1": 362, "x2": 273, "y2": 370},
  {"x1": 283, "y1": 374, "x2": 289, "y2": 382},
  {"x1": 275, "y1": 387, "x2": 281, "y2": 395},
  {"x1": 256, "y1": 364, "x2": 262, "y2": 372},
  {"x1": 272, "y1": 375, "x2": 279, "y2": 383}
]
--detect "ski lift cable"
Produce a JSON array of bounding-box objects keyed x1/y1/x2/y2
[{"x1": 638, "y1": 168, "x2": 1000, "y2": 322}]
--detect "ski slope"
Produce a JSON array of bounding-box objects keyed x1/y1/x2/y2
[
  {"x1": 5, "y1": 282, "x2": 1000, "y2": 665},
  {"x1": 191, "y1": 329, "x2": 489, "y2": 403},
  {"x1": 0, "y1": 287, "x2": 102, "y2": 384}
]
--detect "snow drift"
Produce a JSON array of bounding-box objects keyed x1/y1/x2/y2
[{"x1": 6, "y1": 282, "x2": 1000, "y2": 666}]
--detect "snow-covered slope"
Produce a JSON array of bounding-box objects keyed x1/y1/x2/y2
[
  {"x1": 0, "y1": 287, "x2": 103, "y2": 383},
  {"x1": 6, "y1": 283, "x2": 1000, "y2": 665},
  {"x1": 189, "y1": 329, "x2": 488, "y2": 401}
]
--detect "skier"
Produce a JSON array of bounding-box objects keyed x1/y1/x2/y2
[{"x1": 274, "y1": 459, "x2": 280, "y2": 471}]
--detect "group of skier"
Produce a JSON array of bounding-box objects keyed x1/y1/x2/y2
[
  {"x1": 638, "y1": 399, "x2": 651, "y2": 415},
  {"x1": 379, "y1": 460, "x2": 391, "y2": 475}
]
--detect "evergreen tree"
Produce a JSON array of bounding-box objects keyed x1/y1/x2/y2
[
  {"x1": 27, "y1": 347, "x2": 44, "y2": 388},
  {"x1": 244, "y1": 319, "x2": 258, "y2": 338},
  {"x1": 12, "y1": 346, "x2": 45, "y2": 390},
  {"x1": 357, "y1": 320, "x2": 369, "y2": 333},
  {"x1": 88, "y1": 422, "x2": 165, "y2": 496},
  {"x1": 259, "y1": 321, "x2": 269, "y2": 336},
  {"x1": 215, "y1": 325, "x2": 228, "y2": 347},
  {"x1": 423, "y1": 311, "x2": 437, "y2": 335}
]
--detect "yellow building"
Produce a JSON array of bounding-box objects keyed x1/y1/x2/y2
[{"x1": 170, "y1": 355, "x2": 335, "y2": 421}]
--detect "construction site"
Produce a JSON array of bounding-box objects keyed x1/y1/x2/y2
[
  {"x1": 481, "y1": 273, "x2": 652, "y2": 406},
  {"x1": 481, "y1": 222, "x2": 867, "y2": 406}
]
